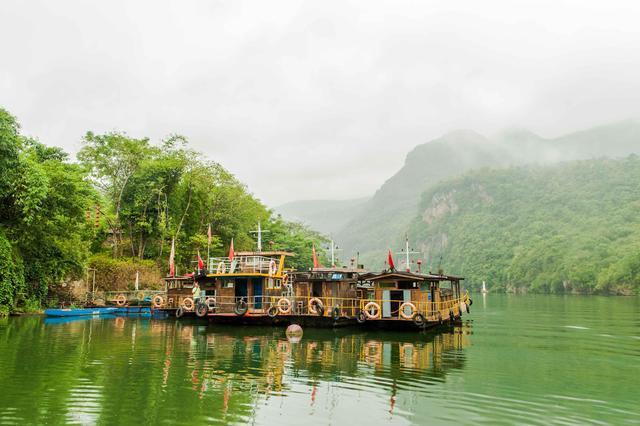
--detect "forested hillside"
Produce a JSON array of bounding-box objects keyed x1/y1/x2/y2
[
  {"x1": 0, "y1": 108, "x2": 327, "y2": 314},
  {"x1": 409, "y1": 157, "x2": 640, "y2": 294},
  {"x1": 295, "y1": 121, "x2": 639, "y2": 265}
]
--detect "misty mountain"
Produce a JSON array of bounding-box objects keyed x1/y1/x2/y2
[
  {"x1": 280, "y1": 119, "x2": 640, "y2": 267},
  {"x1": 408, "y1": 157, "x2": 640, "y2": 294},
  {"x1": 274, "y1": 198, "x2": 369, "y2": 235}
]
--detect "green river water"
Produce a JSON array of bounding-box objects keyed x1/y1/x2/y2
[{"x1": 0, "y1": 294, "x2": 638, "y2": 425}]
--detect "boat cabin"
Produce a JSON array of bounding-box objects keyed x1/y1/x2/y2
[
  {"x1": 357, "y1": 271, "x2": 468, "y2": 328},
  {"x1": 158, "y1": 275, "x2": 216, "y2": 315},
  {"x1": 290, "y1": 267, "x2": 367, "y2": 319},
  {"x1": 201, "y1": 251, "x2": 294, "y2": 316}
]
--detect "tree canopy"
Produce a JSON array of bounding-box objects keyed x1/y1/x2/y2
[{"x1": 0, "y1": 107, "x2": 327, "y2": 314}]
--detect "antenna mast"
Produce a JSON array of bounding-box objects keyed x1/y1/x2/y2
[
  {"x1": 396, "y1": 234, "x2": 421, "y2": 272},
  {"x1": 329, "y1": 239, "x2": 343, "y2": 267},
  {"x1": 250, "y1": 221, "x2": 270, "y2": 253}
]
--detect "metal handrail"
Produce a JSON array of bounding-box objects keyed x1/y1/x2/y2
[
  {"x1": 202, "y1": 293, "x2": 470, "y2": 321},
  {"x1": 207, "y1": 256, "x2": 281, "y2": 275}
]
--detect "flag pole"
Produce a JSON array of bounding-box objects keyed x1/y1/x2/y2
[{"x1": 207, "y1": 223, "x2": 212, "y2": 271}]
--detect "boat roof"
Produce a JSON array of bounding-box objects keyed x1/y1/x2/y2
[
  {"x1": 235, "y1": 251, "x2": 295, "y2": 257},
  {"x1": 163, "y1": 275, "x2": 195, "y2": 281},
  {"x1": 360, "y1": 270, "x2": 464, "y2": 282},
  {"x1": 308, "y1": 267, "x2": 368, "y2": 273}
]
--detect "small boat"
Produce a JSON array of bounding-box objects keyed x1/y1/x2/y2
[
  {"x1": 113, "y1": 306, "x2": 151, "y2": 316},
  {"x1": 44, "y1": 307, "x2": 118, "y2": 317}
]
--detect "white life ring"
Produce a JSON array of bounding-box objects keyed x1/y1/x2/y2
[
  {"x1": 277, "y1": 298, "x2": 292, "y2": 314},
  {"x1": 216, "y1": 262, "x2": 227, "y2": 274},
  {"x1": 399, "y1": 302, "x2": 416, "y2": 319},
  {"x1": 308, "y1": 297, "x2": 324, "y2": 314},
  {"x1": 268, "y1": 260, "x2": 277, "y2": 276},
  {"x1": 152, "y1": 295, "x2": 164, "y2": 308},
  {"x1": 206, "y1": 297, "x2": 216, "y2": 310},
  {"x1": 363, "y1": 301, "x2": 381, "y2": 319},
  {"x1": 182, "y1": 297, "x2": 194, "y2": 311}
]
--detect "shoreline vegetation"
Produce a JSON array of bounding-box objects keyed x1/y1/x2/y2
[{"x1": 0, "y1": 108, "x2": 328, "y2": 316}]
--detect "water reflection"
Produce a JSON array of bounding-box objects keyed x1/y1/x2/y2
[
  {"x1": 0, "y1": 316, "x2": 471, "y2": 425},
  {"x1": 5, "y1": 295, "x2": 638, "y2": 424}
]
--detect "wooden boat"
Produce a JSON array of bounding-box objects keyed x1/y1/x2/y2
[
  {"x1": 154, "y1": 274, "x2": 206, "y2": 317},
  {"x1": 356, "y1": 271, "x2": 471, "y2": 330},
  {"x1": 44, "y1": 307, "x2": 118, "y2": 317},
  {"x1": 202, "y1": 250, "x2": 296, "y2": 323},
  {"x1": 279, "y1": 266, "x2": 368, "y2": 326},
  {"x1": 155, "y1": 230, "x2": 470, "y2": 331}
]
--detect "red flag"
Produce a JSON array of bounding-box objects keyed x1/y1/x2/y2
[
  {"x1": 228, "y1": 238, "x2": 235, "y2": 261},
  {"x1": 387, "y1": 249, "x2": 395, "y2": 271},
  {"x1": 197, "y1": 250, "x2": 205, "y2": 270},
  {"x1": 312, "y1": 244, "x2": 319, "y2": 269},
  {"x1": 169, "y1": 238, "x2": 176, "y2": 277},
  {"x1": 207, "y1": 224, "x2": 212, "y2": 245}
]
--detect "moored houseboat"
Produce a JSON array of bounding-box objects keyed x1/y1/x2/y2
[
  {"x1": 201, "y1": 250, "x2": 296, "y2": 323},
  {"x1": 154, "y1": 274, "x2": 213, "y2": 317},
  {"x1": 281, "y1": 266, "x2": 368, "y2": 326},
  {"x1": 356, "y1": 270, "x2": 471, "y2": 330}
]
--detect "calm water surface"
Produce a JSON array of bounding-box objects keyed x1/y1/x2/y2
[{"x1": 0, "y1": 295, "x2": 638, "y2": 425}]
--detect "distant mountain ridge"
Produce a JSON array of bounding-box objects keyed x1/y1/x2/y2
[
  {"x1": 409, "y1": 157, "x2": 640, "y2": 294},
  {"x1": 277, "y1": 119, "x2": 640, "y2": 268}
]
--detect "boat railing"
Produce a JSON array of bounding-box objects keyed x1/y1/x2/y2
[
  {"x1": 199, "y1": 293, "x2": 470, "y2": 320},
  {"x1": 206, "y1": 256, "x2": 281, "y2": 275},
  {"x1": 104, "y1": 290, "x2": 164, "y2": 304}
]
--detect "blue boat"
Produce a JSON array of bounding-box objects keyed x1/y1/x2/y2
[
  {"x1": 114, "y1": 306, "x2": 151, "y2": 315},
  {"x1": 44, "y1": 307, "x2": 118, "y2": 317}
]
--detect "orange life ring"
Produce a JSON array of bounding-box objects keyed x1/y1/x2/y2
[
  {"x1": 363, "y1": 301, "x2": 381, "y2": 319},
  {"x1": 152, "y1": 295, "x2": 164, "y2": 308},
  {"x1": 182, "y1": 297, "x2": 194, "y2": 311},
  {"x1": 308, "y1": 297, "x2": 324, "y2": 315},
  {"x1": 277, "y1": 298, "x2": 292, "y2": 314},
  {"x1": 399, "y1": 302, "x2": 417, "y2": 319},
  {"x1": 281, "y1": 274, "x2": 288, "y2": 285},
  {"x1": 115, "y1": 294, "x2": 127, "y2": 306}
]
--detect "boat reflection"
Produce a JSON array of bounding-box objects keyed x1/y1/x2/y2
[{"x1": 154, "y1": 321, "x2": 471, "y2": 402}]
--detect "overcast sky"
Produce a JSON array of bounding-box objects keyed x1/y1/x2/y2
[{"x1": 2, "y1": 1, "x2": 640, "y2": 206}]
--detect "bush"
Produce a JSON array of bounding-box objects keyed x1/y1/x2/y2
[{"x1": 88, "y1": 254, "x2": 163, "y2": 292}]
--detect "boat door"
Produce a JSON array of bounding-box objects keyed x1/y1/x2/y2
[
  {"x1": 235, "y1": 279, "x2": 248, "y2": 302},
  {"x1": 384, "y1": 290, "x2": 404, "y2": 318},
  {"x1": 252, "y1": 278, "x2": 263, "y2": 309},
  {"x1": 403, "y1": 290, "x2": 411, "y2": 317},
  {"x1": 382, "y1": 290, "x2": 391, "y2": 317}
]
